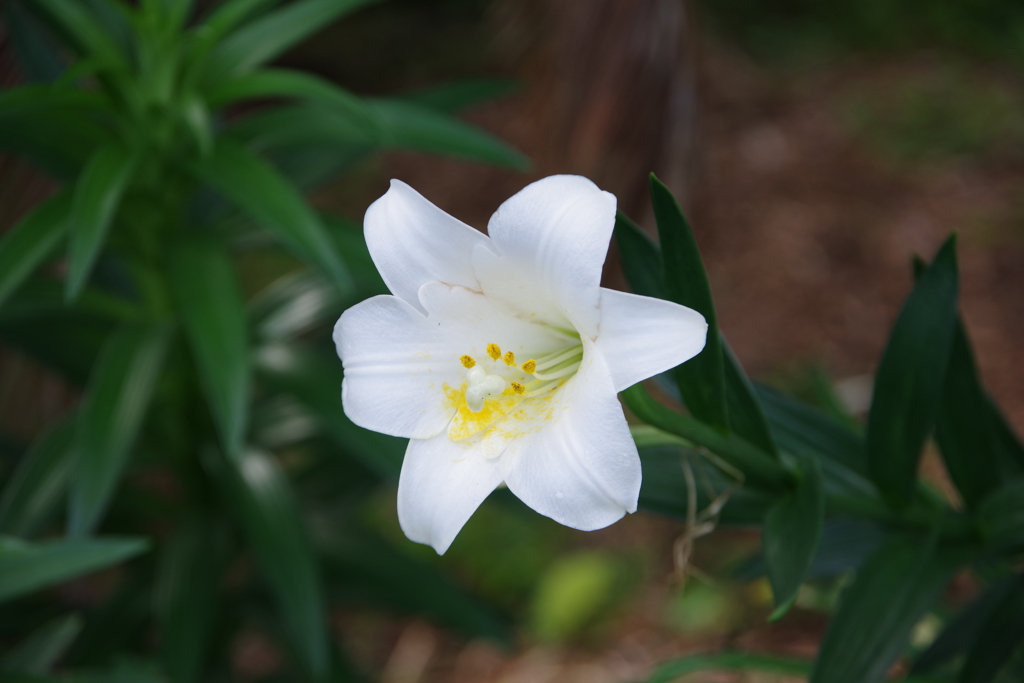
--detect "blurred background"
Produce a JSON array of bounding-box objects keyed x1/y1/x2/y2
[{"x1": 1, "y1": 0, "x2": 1022, "y2": 681}]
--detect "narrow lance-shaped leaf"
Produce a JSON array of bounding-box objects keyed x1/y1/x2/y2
[
  {"x1": 66, "y1": 144, "x2": 135, "y2": 301},
  {"x1": 621, "y1": 193, "x2": 777, "y2": 456},
  {"x1": 203, "y1": 0, "x2": 382, "y2": 81},
  {"x1": 23, "y1": 0, "x2": 128, "y2": 67},
  {"x1": 722, "y1": 340, "x2": 777, "y2": 457},
  {"x1": 935, "y1": 320, "x2": 1003, "y2": 507},
  {"x1": 1, "y1": 613, "x2": 82, "y2": 675},
  {"x1": 809, "y1": 532, "x2": 964, "y2": 683},
  {"x1": 0, "y1": 192, "x2": 71, "y2": 308},
  {"x1": 69, "y1": 322, "x2": 169, "y2": 536},
  {"x1": 190, "y1": 139, "x2": 353, "y2": 295},
  {"x1": 621, "y1": 384, "x2": 790, "y2": 491},
  {"x1": 644, "y1": 652, "x2": 811, "y2": 683},
  {"x1": 866, "y1": 236, "x2": 959, "y2": 507},
  {"x1": 204, "y1": 69, "x2": 377, "y2": 134},
  {"x1": 912, "y1": 577, "x2": 1015, "y2": 675},
  {"x1": 0, "y1": 414, "x2": 76, "y2": 537},
  {"x1": 404, "y1": 78, "x2": 520, "y2": 113},
  {"x1": 959, "y1": 573, "x2": 1024, "y2": 683},
  {"x1": 613, "y1": 210, "x2": 663, "y2": 300},
  {"x1": 366, "y1": 98, "x2": 529, "y2": 169},
  {"x1": 3, "y1": 1, "x2": 67, "y2": 82},
  {"x1": 0, "y1": 535, "x2": 149, "y2": 602},
  {"x1": 762, "y1": 453, "x2": 824, "y2": 615},
  {"x1": 169, "y1": 234, "x2": 249, "y2": 461},
  {"x1": 208, "y1": 449, "x2": 330, "y2": 680},
  {"x1": 649, "y1": 175, "x2": 727, "y2": 429},
  {"x1": 155, "y1": 516, "x2": 226, "y2": 683}
]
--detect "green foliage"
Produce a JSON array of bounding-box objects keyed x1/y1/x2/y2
[
  {"x1": 620, "y1": 181, "x2": 1024, "y2": 683},
  {"x1": 866, "y1": 237, "x2": 959, "y2": 508},
  {"x1": 0, "y1": 0, "x2": 525, "y2": 679}
]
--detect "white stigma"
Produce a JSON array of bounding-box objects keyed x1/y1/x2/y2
[{"x1": 465, "y1": 366, "x2": 506, "y2": 412}]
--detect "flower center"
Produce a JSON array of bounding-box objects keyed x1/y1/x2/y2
[{"x1": 445, "y1": 340, "x2": 584, "y2": 444}]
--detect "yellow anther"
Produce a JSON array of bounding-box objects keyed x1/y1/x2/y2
[
  {"x1": 503, "y1": 351, "x2": 516, "y2": 366},
  {"x1": 510, "y1": 381, "x2": 525, "y2": 394},
  {"x1": 521, "y1": 359, "x2": 537, "y2": 374},
  {"x1": 486, "y1": 343, "x2": 501, "y2": 360},
  {"x1": 460, "y1": 355, "x2": 476, "y2": 369}
]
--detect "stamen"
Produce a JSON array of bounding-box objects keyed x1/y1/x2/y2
[
  {"x1": 521, "y1": 359, "x2": 537, "y2": 374},
  {"x1": 532, "y1": 363, "x2": 582, "y2": 380},
  {"x1": 510, "y1": 381, "x2": 525, "y2": 394},
  {"x1": 535, "y1": 345, "x2": 584, "y2": 371},
  {"x1": 486, "y1": 343, "x2": 501, "y2": 360},
  {"x1": 460, "y1": 355, "x2": 476, "y2": 369},
  {"x1": 503, "y1": 351, "x2": 516, "y2": 366}
]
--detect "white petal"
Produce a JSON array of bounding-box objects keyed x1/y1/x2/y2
[
  {"x1": 334, "y1": 295, "x2": 460, "y2": 439},
  {"x1": 500, "y1": 344, "x2": 640, "y2": 530},
  {"x1": 364, "y1": 179, "x2": 491, "y2": 313},
  {"x1": 596, "y1": 288, "x2": 708, "y2": 393},
  {"x1": 398, "y1": 432, "x2": 504, "y2": 554},
  {"x1": 481, "y1": 176, "x2": 616, "y2": 338},
  {"x1": 334, "y1": 285, "x2": 566, "y2": 440}
]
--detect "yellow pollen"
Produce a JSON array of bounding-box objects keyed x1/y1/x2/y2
[
  {"x1": 511, "y1": 381, "x2": 525, "y2": 394},
  {"x1": 486, "y1": 343, "x2": 501, "y2": 360},
  {"x1": 521, "y1": 359, "x2": 537, "y2": 374},
  {"x1": 503, "y1": 351, "x2": 516, "y2": 366},
  {"x1": 460, "y1": 355, "x2": 476, "y2": 368}
]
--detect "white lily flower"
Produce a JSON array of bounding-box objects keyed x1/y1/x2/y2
[{"x1": 333, "y1": 175, "x2": 708, "y2": 554}]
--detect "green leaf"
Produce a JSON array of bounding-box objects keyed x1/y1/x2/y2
[
  {"x1": 642, "y1": 652, "x2": 810, "y2": 683},
  {"x1": 313, "y1": 523, "x2": 510, "y2": 642},
  {"x1": 614, "y1": 210, "x2": 663, "y2": 299},
  {"x1": 913, "y1": 577, "x2": 1015, "y2": 675},
  {"x1": 204, "y1": 69, "x2": 376, "y2": 130},
  {"x1": 615, "y1": 207, "x2": 777, "y2": 455},
  {"x1": 228, "y1": 103, "x2": 377, "y2": 152},
  {"x1": 0, "y1": 535, "x2": 149, "y2": 602},
  {"x1": 1, "y1": 613, "x2": 81, "y2": 675},
  {"x1": 204, "y1": 0, "x2": 381, "y2": 80},
  {"x1": 960, "y1": 574, "x2": 1024, "y2": 683},
  {"x1": 169, "y1": 234, "x2": 250, "y2": 461},
  {"x1": 155, "y1": 516, "x2": 226, "y2": 683},
  {"x1": 195, "y1": 0, "x2": 279, "y2": 43},
  {"x1": 763, "y1": 453, "x2": 824, "y2": 611},
  {"x1": 366, "y1": 98, "x2": 530, "y2": 168},
  {"x1": 66, "y1": 144, "x2": 136, "y2": 301},
  {"x1": 734, "y1": 517, "x2": 887, "y2": 582},
  {"x1": 978, "y1": 481, "x2": 1024, "y2": 550},
  {"x1": 0, "y1": 89, "x2": 107, "y2": 179},
  {"x1": 722, "y1": 340, "x2": 777, "y2": 457},
  {"x1": 3, "y1": 1, "x2": 66, "y2": 82},
  {"x1": 0, "y1": 279, "x2": 126, "y2": 386},
  {"x1": 403, "y1": 78, "x2": 520, "y2": 113},
  {"x1": 0, "y1": 192, "x2": 71, "y2": 308},
  {"x1": 208, "y1": 449, "x2": 329, "y2": 680},
  {"x1": 637, "y1": 444, "x2": 776, "y2": 526},
  {"x1": 0, "y1": 415, "x2": 75, "y2": 537},
  {"x1": 24, "y1": 0, "x2": 128, "y2": 67},
  {"x1": 866, "y1": 236, "x2": 959, "y2": 507},
  {"x1": 255, "y1": 343, "x2": 404, "y2": 480},
  {"x1": 69, "y1": 322, "x2": 169, "y2": 536},
  {"x1": 190, "y1": 139, "x2": 352, "y2": 294},
  {"x1": 755, "y1": 382, "x2": 867, "y2": 474},
  {"x1": 809, "y1": 532, "x2": 964, "y2": 683},
  {"x1": 621, "y1": 384, "x2": 790, "y2": 491},
  {"x1": 649, "y1": 175, "x2": 727, "y2": 430},
  {"x1": 935, "y1": 321, "x2": 1003, "y2": 507}
]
